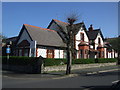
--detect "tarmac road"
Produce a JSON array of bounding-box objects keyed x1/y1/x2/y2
[{"x1": 2, "y1": 65, "x2": 120, "y2": 89}]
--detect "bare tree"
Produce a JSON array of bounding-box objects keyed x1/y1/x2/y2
[
  {"x1": 53, "y1": 13, "x2": 80, "y2": 75},
  {"x1": 66, "y1": 13, "x2": 79, "y2": 75}
]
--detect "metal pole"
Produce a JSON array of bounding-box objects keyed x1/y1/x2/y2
[
  {"x1": 7, "y1": 45, "x2": 10, "y2": 69},
  {"x1": 7, "y1": 53, "x2": 9, "y2": 60}
]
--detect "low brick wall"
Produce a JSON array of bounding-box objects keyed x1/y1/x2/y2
[{"x1": 44, "y1": 62, "x2": 116, "y2": 72}]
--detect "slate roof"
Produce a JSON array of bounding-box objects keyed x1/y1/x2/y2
[
  {"x1": 53, "y1": 19, "x2": 68, "y2": 33},
  {"x1": 23, "y1": 24, "x2": 66, "y2": 48},
  {"x1": 52, "y1": 19, "x2": 84, "y2": 34},
  {"x1": 86, "y1": 29, "x2": 104, "y2": 40}
]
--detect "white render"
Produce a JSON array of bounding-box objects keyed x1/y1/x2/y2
[
  {"x1": 108, "y1": 52, "x2": 112, "y2": 58},
  {"x1": 112, "y1": 49, "x2": 115, "y2": 58},
  {"x1": 94, "y1": 33, "x2": 104, "y2": 50},
  {"x1": 75, "y1": 27, "x2": 89, "y2": 50},
  {"x1": 115, "y1": 52, "x2": 118, "y2": 58},
  {"x1": 54, "y1": 50, "x2": 64, "y2": 58},
  {"x1": 104, "y1": 48, "x2": 107, "y2": 58},
  {"x1": 77, "y1": 51, "x2": 79, "y2": 59}
]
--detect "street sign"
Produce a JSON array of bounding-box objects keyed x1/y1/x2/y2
[{"x1": 6, "y1": 48, "x2": 10, "y2": 54}]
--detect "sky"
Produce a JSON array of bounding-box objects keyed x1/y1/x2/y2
[{"x1": 2, "y1": 2, "x2": 118, "y2": 38}]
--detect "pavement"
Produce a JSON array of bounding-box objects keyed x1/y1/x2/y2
[{"x1": 2, "y1": 64, "x2": 120, "y2": 80}]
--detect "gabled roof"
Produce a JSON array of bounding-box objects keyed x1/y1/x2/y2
[
  {"x1": 48, "y1": 19, "x2": 85, "y2": 34},
  {"x1": 47, "y1": 19, "x2": 86, "y2": 43},
  {"x1": 18, "y1": 24, "x2": 66, "y2": 48},
  {"x1": 86, "y1": 29, "x2": 104, "y2": 40},
  {"x1": 50, "y1": 19, "x2": 68, "y2": 33},
  {"x1": 71, "y1": 22, "x2": 86, "y2": 35}
]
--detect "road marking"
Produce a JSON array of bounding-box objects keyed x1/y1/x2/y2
[
  {"x1": 112, "y1": 80, "x2": 119, "y2": 84},
  {"x1": 87, "y1": 69, "x2": 119, "y2": 75},
  {"x1": 53, "y1": 74, "x2": 79, "y2": 80},
  {"x1": 99, "y1": 69, "x2": 119, "y2": 73},
  {"x1": 87, "y1": 72, "x2": 98, "y2": 75}
]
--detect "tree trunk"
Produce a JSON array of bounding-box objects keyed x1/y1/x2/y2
[{"x1": 66, "y1": 45, "x2": 72, "y2": 75}]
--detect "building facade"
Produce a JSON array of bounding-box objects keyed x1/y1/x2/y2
[{"x1": 2, "y1": 19, "x2": 118, "y2": 59}]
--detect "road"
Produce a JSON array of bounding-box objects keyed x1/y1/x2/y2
[{"x1": 2, "y1": 65, "x2": 120, "y2": 89}]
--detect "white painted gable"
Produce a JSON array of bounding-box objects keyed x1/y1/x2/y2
[
  {"x1": 94, "y1": 33, "x2": 104, "y2": 50},
  {"x1": 75, "y1": 27, "x2": 89, "y2": 50}
]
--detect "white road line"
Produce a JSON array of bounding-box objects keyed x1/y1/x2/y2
[
  {"x1": 87, "y1": 69, "x2": 119, "y2": 75},
  {"x1": 99, "y1": 69, "x2": 119, "y2": 73},
  {"x1": 87, "y1": 72, "x2": 98, "y2": 75},
  {"x1": 112, "y1": 80, "x2": 119, "y2": 84}
]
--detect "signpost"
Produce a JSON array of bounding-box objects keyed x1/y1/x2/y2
[
  {"x1": 6, "y1": 45, "x2": 10, "y2": 59},
  {"x1": 6, "y1": 45, "x2": 10, "y2": 69}
]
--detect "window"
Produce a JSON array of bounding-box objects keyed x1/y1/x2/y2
[
  {"x1": 80, "y1": 50, "x2": 83, "y2": 58},
  {"x1": 102, "y1": 51, "x2": 104, "y2": 58},
  {"x1": 80, "y1": 33, "x2": 84, "y2": 41},
  {"x1": 47, "y1": 50, "x2": 54, "y2": 58},
  {"x1": 24, "y1": 49, "x2": 29, "y2": 56},
  {"x1": 85, "y1": 50, "x2": 88, "y2": 54},
  {"x1": 19, "y1": 49, "x2": 22, "y2": 56},
  {"x1": 98, "y1": 38, "x2": 101, "y2": 44},
  {"x1": 63, "y1": 50, "x2": 67, "y2": 58}
]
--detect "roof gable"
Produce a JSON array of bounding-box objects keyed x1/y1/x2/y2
[
  {"x1": 86, "y1": 29, "x2": 104, "y2": 40},
  {"x1": 16, "y1": 25, "x2": 33, "y2": 45}
]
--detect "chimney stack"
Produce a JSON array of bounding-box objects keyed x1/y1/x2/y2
[{"x1": 88, "y1": 24, "x2": 93, "y2": 31}]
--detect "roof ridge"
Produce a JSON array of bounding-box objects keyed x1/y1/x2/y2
[
  {"x1": 53, "y1": 19, "x2": 68, "y2": 25},
  {"x1": 86, "y1": 29, "x2": 100, "y2": 32},
  {"x1": 24, "y1": 24, "x2": 56, "y2": 32}
]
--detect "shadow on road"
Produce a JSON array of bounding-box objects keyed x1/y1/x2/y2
[
  {"x1": 82, "y1": 81, "x2": 120, "y2": 90},
  {"x1": 81, "y1": 85, "x2": 112, "y2": 90}
]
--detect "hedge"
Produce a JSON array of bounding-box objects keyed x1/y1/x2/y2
[
  {"x1": 2, "y1": 56, "x2": 40, "y2": 66},
  {"x1": 97, "y1": 58, "x2": 117, "y2": 63},
  {"x1": 2, "y1": 56, "x2": 117, "y2": 66},
  {"x1": 44, "y1": 58, "x2": 117, "y2": 66},
  {"x1": 44, "y1": 58, "x2": 67, "y2": 66},
  {"x1": 72, "y1": 58, "x2": 95, "y2": 64}
]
